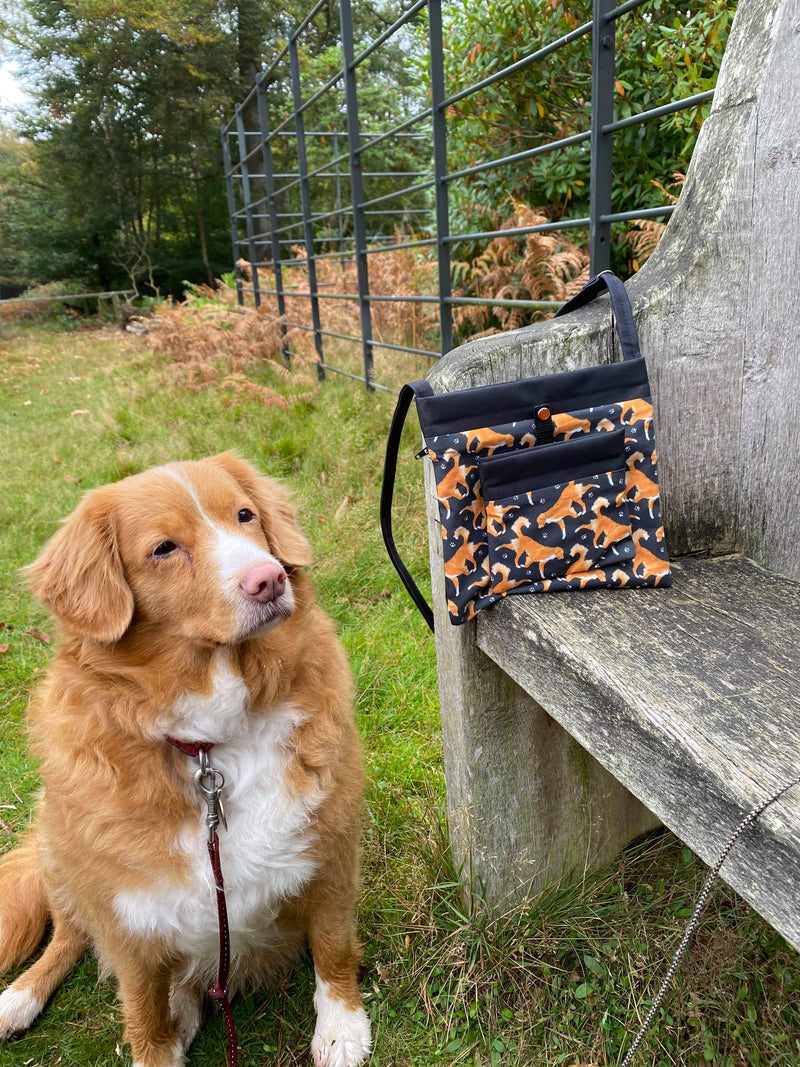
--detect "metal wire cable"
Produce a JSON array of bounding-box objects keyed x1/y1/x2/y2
[{"x1": 619, "y1": 769, "x2": 800, "y2": 1066}]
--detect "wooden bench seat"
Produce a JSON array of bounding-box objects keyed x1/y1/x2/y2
[{"x1": 477, "y1": 555, "x2": 800, "y2": 951}]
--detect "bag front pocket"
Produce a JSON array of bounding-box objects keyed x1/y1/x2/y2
[
  {"x1": 478, "y1": 430, "x2": 635, "y2": 595},
  {"x1": 425, "y1": 417, "x2": 541, "y2": 618}
]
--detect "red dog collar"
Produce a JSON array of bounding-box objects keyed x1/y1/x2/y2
[{"x1": 166, "y1": 737, "x2": 215, "y2": 757}]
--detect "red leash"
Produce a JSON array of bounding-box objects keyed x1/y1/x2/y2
[{"x1": 167, "y1": 738, "x2": 238, "y2": 1067}]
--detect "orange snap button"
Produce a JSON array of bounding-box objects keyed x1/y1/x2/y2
[{"x1": 537, "y1": 406, "x2": 551, "y2": 420}]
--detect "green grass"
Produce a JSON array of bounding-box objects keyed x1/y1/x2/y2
[{"x1": 0, "y1": 320, "x2": 798, "y2": 1067}]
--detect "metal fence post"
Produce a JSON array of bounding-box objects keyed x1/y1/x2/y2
[
  {"x1": 289, "y1": 36, "x2": 326, "y2": 379},
  {"x1": 221, "y1": 129, "x2": 245, "y2": 308},
  {"x1": 333, "y1": 131, "x2": 347, "y2": 277},
  {"x1": 428, "y1": 0, "x2": 453, "y2": 356},
  {"x1": 589, "y1": 0, "x2": 616, "y2": 275},
  {"x1": 255, "y1": 74, "x2": 290, "y2": 358},
  {"x1": 234, "y1": 104, "x2": 263, "y2": 307},
  {"x1": 340, "y1": 0, "x2": 375, "y2": 391}
]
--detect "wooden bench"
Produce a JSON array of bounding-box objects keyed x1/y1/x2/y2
[{"x1": 422, "y1": 0, "x2": 800, "y2": 952}]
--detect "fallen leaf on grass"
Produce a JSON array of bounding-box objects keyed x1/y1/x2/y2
[
  {"x1": 0, "y1": 644, "x2": 9, "y2": 654},
  {"x1": 26, "y1": 628, "x2": 51, "y2": 644},
  {"x1": 70, "y1": 408, "x2": 90, "y2": 416},
  {"x1": 334, "y1": 494, "x2": 359, "y2": 520},
  {"x1": 53, "y1": 455, "x2": 64, "y2": 463}
]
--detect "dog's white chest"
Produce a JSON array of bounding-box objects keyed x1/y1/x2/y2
[{"x1": 115, "y1": 686, "x2": 320, "y2": 966}]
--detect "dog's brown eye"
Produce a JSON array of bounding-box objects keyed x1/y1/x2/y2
[
  {"x1": 153, "y1": 541, "x2": 178, "y2": 557},
  {"x1": 238, "y1": 508, "x2": 256, "y2": 524}
]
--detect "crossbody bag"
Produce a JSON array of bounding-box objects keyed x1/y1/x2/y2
[{"x1": 381, "y1": 271, "x2": 671, "y2": 631}]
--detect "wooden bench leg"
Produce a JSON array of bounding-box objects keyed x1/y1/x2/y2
[{"x1": 425, "y1": 464, "x2": 660, "y2": 908}]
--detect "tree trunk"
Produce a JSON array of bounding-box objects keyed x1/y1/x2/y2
[{"x1": 194, "y1": 170, "x2": 214, "y2": 287}]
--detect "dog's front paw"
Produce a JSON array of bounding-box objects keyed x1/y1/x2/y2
[
  {"x1": 311, "y1": 980, "x2": 371, "y2": 1067},
  {"x1": 311, "y1": 1010, "x2": 371, "y2": 1067},
  {"x1": 0, "y1": 985, "x2": 43, "y2": 1040},
  {"x1": 169, "y1": 982, "x2": 203, "y2": 1051}
]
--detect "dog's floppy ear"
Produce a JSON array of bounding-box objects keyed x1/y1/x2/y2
[
  {"x1": 23, "y1": 486, "x2": 135, "y2": 643},
  {"x1": 213, "y1": 451, "x2": 313, "y2": 569}
]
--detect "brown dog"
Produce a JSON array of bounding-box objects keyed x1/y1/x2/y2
[{"x1": 0, "y1": 452, "x2": 370, "y2": 1067}]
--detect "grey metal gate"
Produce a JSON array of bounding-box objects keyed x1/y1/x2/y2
[{"x1": 222, "y1": 0, "x2": 719, "y2": 392}]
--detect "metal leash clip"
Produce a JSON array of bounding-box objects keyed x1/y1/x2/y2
[{"x1": 194, "y1": 746, "x2": 228, "y2": 841}]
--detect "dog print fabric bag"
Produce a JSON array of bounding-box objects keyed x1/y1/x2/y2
[{"x1": 381, "y1": 271, "x2": 671, "y2": 631}]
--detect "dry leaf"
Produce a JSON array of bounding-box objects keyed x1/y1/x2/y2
[
  {"x1": 70, "y1": 409, "x2": 90, "y2": 416},
  {"x1": 53, "y1": 455, "x2": 64, "y2": 464},
  {"x1": 334, "y1": 494, "x2": 359, "y2": 520},
  {"x1": 0, "y1": 644, "x2": 9, "y2": 654},
  {"x1": 27, "y1": 628, "x2": 51, "y2": 644}
]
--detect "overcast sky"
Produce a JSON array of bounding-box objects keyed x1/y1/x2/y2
[{"x1": 0, "y1": 60, "x2": 28, "y2": 109}]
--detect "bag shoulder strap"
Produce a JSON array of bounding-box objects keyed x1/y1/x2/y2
[
  {"x1": 380, "y1": 380, "x2": 435, "y2": 632},
  {"x1": 554, "y1": 270, "x2": 641, "y2": 361}
]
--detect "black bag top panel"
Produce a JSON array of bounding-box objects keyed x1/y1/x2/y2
[{"x1": 416, "y1": 357, "x2": 650, "y2": 437}]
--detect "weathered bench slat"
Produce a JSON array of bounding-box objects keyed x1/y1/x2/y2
[{"x1": 476, "y1": 555, "x2": 800, "y2": 951}]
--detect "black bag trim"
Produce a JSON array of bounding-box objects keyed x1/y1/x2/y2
[{"x1": 478, "y1": 429, "x2": 627, "y2": 498}]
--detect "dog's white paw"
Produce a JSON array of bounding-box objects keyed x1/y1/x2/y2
[
  {"x1": 0, "y1": 985, "x2": 43, "y2": 1039},
  {"x1": 169, "y1": 983, "x2": 203, "y2": 1051},
  {"x1": 311, "y1": 1012, "x2": 371, "y2": 1067},
  {"x1": 312, "y1": 979, "x2": 371, "y2": 1067}
]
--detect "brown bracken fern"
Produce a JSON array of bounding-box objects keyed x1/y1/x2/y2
[
  {"x1": 451, "y1": 200, "x2": 590, "y2": 339},
  {"x1": 621, "y1": 172, "x2": 685, "y2": 271},
  {"x1": 147, "y1": 296, "x2": 318, "y2": 408}
]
